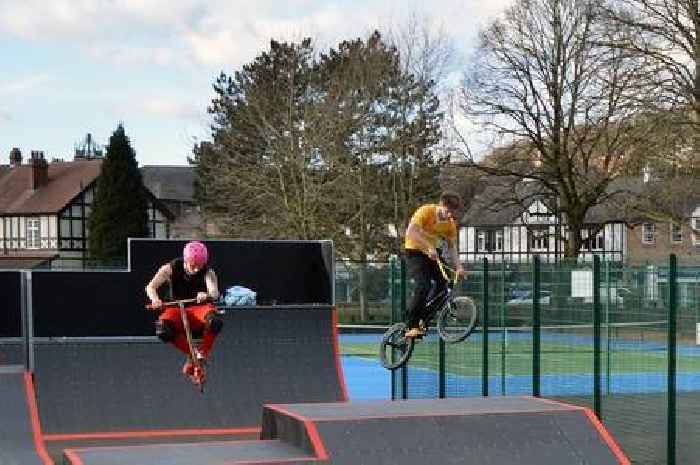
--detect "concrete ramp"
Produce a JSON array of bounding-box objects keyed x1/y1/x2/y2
[
  {"x1": 65, "y1": 397, "x2": 629, "y2": 465},
  {"x1": 0, "y1": 366, "x2": 53, "y2": 465},
  {"x1": 33, "y1": 306, "x2": 346, "y2": 439}
]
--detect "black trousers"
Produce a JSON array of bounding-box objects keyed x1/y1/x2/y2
[{"x1": 405, "y1": 249, "x2": 448, "y2": 328}]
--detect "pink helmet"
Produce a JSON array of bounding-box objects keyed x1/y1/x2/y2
[{"x1": 183, "y1": 241, "x2": 208, "y2": 267}]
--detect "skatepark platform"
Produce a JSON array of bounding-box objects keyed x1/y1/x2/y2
[
  {"x1": 63, "y1": 396, "x2": 630, "y2": 465},
  {"x1": 1, "y1": 306, "x2": 346, "y2": 464}
]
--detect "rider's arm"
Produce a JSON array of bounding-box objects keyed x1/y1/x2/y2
[
  {"x1": 146, "y1": 263, "x2": 172, "y2": 305},
  {"x1": 447, "y1": 240, "x2": 464, "y2": 274},
  {"x1": 204, "y1": 269, "x2": 220, "y2": 302},
  {"x1": 406, "y1": 222, "x2": 437, "y2": 258}
]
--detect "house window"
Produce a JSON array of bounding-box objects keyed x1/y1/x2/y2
[
  {"x1": 495, "y1": 231, "x2": 504, "y2": 251},
  {"x1": 642, "y1": 223, "x2": 655, "y2": 244},
  {"x1": 583, "y1": 229, "x2": 605, "y2": 251},
  {"x1": 26, "y1": 218, "x2": 40, "y2": 249},
  {"x1": 477, "y1": 231, "x2": 487, "y2": 251},
  {"x1": 477, "y1": 230, "x2": 504, "y2": 252},
  {"x1": 670, "y1": 223, "x2": 682, "y2": 243},
  {"x1": 529, "y1": 227, "x2": 548, "y2": 251}
]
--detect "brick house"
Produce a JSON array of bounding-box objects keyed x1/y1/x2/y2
[
  {"x1": 0, "y1": 149, "x2": 173, "y2": 269},
  {"x1": 459, "y1": 178, "x2": 699, "y2": 266}
]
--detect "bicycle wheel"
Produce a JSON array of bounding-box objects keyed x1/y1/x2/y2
[
  {"x1": 379, "y1": 322, "x2": 415, "y2": 370},
  {"x1": 436, "y1": 296, "x2": 477, "y2": 343}
]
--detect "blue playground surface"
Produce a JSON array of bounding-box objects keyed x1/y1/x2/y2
[{"x1": 339, "y1": 333, "x2": 700, "y2": 400}]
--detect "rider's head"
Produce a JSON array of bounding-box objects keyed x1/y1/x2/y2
[
  {"x1": 439, "y1": 191, "x2": 462, "y2": 220},
  {"x1": 183, "y1": 241, "x2": 208, "y2": 274}
]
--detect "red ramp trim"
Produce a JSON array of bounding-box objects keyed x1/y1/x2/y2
[
  {"x1": 63, "y1": 449, "x2": 84, "y2": 465},
  {"x1": 265, "y1": 404, "x2": 330, "y2": 461},
  {"x1": 331, "y1": 307, "x2": 348, "y2": 401},
  {"x1": 527, "y1": 397, "x2": 630, "y2": 465},
  {"x1": 581, "y1": 408, "x2": 631, "y2": 465},
  {"x1": 23, "y1": 372, "x2": 54, "y2": 465},
  {"x1": 44, "y1": 426, "x2": 260, "y2": 442}
]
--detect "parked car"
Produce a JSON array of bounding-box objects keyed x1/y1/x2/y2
[{"x1": 506, "y1": 290, "x2": 552, "y2": 306}]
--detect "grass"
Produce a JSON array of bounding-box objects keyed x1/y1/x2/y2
[{"x1": 341, "y1": 339, "x2": 700, "y2": 377}]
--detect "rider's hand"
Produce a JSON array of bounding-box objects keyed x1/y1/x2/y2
[
  {"x1": 196, "y1": 292, "x2": 209, "y2": 303},
  {"x1": 149, "y1": 298, "x2": 162, "y2": 309},
  {"x1": 456, "y1": 267, "x2": 466, "y2": 279},
  {"x1": 427, "y1": 247, "x2": 438, "y2": 260}
]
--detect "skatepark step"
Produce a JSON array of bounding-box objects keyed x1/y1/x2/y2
[{"x1": 63, "y1": 438, "x2": 318, "y2": 465}]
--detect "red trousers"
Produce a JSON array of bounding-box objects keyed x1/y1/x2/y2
[{"x1": 159, "y1": 303, "x2": 218, "y2": 358}]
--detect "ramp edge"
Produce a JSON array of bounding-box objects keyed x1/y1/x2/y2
[{"x1": 23, "y1": 371, "x2": 55, "y2": 465}]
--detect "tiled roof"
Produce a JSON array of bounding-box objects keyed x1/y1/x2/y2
[
  {"x1": 140, "y1": 165, "x2": 195, "y2": 202},
  {"x1": 461, "y1": 176, "x2": 653, "y2": 226},
  {"x1": 461, "y1": 178, "x2": 549, "y2": 226},
  {"x1": 0, "y1": 160, "x2": 102, "y2": 214}
]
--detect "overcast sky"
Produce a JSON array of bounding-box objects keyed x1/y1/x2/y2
[{"x1": 0, "y1": 0, "x2": 510, "y2": 166}]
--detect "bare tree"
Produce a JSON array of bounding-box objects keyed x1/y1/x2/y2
[
  {"x1": 384, "y1": 14, "x2": 454, "y2": 255},
  {"x1": 603, "y1": 0, "x2": 700, "y2": 227},
  {"x1": 461, "y1": 0, "x2": 659, "y2": 257},
  {"x1": 605, "y1": 0, "x2": 698, "y2": 159}
]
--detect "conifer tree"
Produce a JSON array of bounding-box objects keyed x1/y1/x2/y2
[{"x1": 88, "y1": 124, "x2": 148, "y2": 262}]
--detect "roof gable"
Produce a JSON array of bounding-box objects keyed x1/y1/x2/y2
[
  {"x1": 0, "y1": 160, "x2": 102, "y2": 214},
  {"x1": 140, "y1": 166, "x2": 195, "y2": 202}
]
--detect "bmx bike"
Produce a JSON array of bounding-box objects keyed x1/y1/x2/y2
[{"x1": 379, "y1": 258, "x2": 477, "y2": 370}]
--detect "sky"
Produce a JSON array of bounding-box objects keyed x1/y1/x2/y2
[{"x1": 0, "y1": 0, "x2": 510, "y2": 167}]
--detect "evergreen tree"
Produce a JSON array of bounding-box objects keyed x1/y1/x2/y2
[{"x1": 88, "y1": 124, "x2": 148, "y2": 262}]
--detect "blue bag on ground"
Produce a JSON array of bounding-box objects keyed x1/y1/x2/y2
[{"x1": 222, "y1": 286, "x2": 257, "y2": 306}]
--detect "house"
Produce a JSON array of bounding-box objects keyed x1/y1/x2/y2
[
  {"x1": 0, "y1": 149, "x2": 172, "y2": 269},
  {"x1": 460, "y1": 181, "x2": 626, "y2": 264},
  {"x1": 140, "y1": 165, "x2": 201, "y2": 238},
  {"x1": 459, "y1": 177, "x2": 699, "y2": 266}
]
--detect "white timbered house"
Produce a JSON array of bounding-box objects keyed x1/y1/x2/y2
[{"x1": 0, "y1": 150, "x2": 172, "y2": 269}]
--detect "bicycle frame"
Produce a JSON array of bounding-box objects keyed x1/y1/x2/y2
[{"x1": 421, "y1": 258, "x2": 459, "y2": 325}]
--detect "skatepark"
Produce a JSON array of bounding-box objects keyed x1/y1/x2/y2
[{"x1": 0, "y1": 239, "x2": 630, "y2": 464}]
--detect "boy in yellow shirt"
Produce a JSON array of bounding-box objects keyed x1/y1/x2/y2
[{"x1": 403, "y1": 191, "x2": 465, "y2": 337}]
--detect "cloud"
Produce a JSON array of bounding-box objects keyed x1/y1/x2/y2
[
  {"x1": 1, "y1": 0, "x2": 513, "y2": 70},
  {"x1": 0, "y1": 74, "x2": 52, "y2": 96},
  {"x1": 138, "y1": 97, "x2": 204, "y2": 121},
  {"x1": 0, "y1": 0, "x2": 201, "y2": 40},
  {"x1": 86, "y1": 44, "x2": 182, "y2": 67},
  {"x1": 0, "y1": 110, "x2": 12, "y2": 122}
]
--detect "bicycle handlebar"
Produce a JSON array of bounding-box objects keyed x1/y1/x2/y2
[{"x1": 145, "y1": 298, "x2": 210, "y2": 310}]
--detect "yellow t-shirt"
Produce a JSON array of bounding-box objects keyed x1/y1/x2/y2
[{"x1": 404, "y1": 204, "x2": 457, "y2": 254}]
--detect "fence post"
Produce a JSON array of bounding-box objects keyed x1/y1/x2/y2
[
  {"x1": 25, "y1": 271, "x2": 34, "y2": 373},
  {"x1": 400, "y1": 257, "x2": 408, "y2": 400},
  {"x1": 593, "y1": 255, "x2": 602, "y2": 419},
  {"x1": 390, "y1": 258, "x2": 396, "y2": 401},
  {"x1": 439, "y1": 338, "x2": 446, "y2": 398},
  {"x1": 482, "y1": 258, "x2": 489, "y2": 397},
  {"x1": 532, "y1": 256, "x2": 541, "y2": 397},
  {"x1": 667, "y1": 254, "x2": 677, "y2": 465},
  {"x1": 19, "y1": 271, "x2": 29, "y2": 370}
]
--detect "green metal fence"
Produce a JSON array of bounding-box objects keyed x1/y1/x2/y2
[{"x1": 385, "y1": 254, "x2": 700, "y2": 465}]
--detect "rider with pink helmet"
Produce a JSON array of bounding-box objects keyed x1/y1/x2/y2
[
  {"x1": 145, "y1": 241, "x2": 222, "y2": 386},
  {"x1": 183, "y1": 240, "x2": 208, "y2": 269}
]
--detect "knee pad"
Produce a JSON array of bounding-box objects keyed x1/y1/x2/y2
[
  {"x1": 205, "y1": 313, "x2": 223, "y2": 334},
  {"x1": 155, "y1": 320, "x2": 175, "y2": 343}
]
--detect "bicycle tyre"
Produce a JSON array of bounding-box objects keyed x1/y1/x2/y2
[
  {"x1": 436, "y1": 296, "x2": 478, "y2": 343},
  {"x1": 379, "y1": 322, "x2": 415, "y2": 370}
]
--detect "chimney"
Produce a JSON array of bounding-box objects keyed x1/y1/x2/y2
[
  {"x1": 30, "y1": 151, "x2": 49, "y2": 190},
  {"x1": 9, "y1": 147, "x2": 22, "y2": 167}
]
